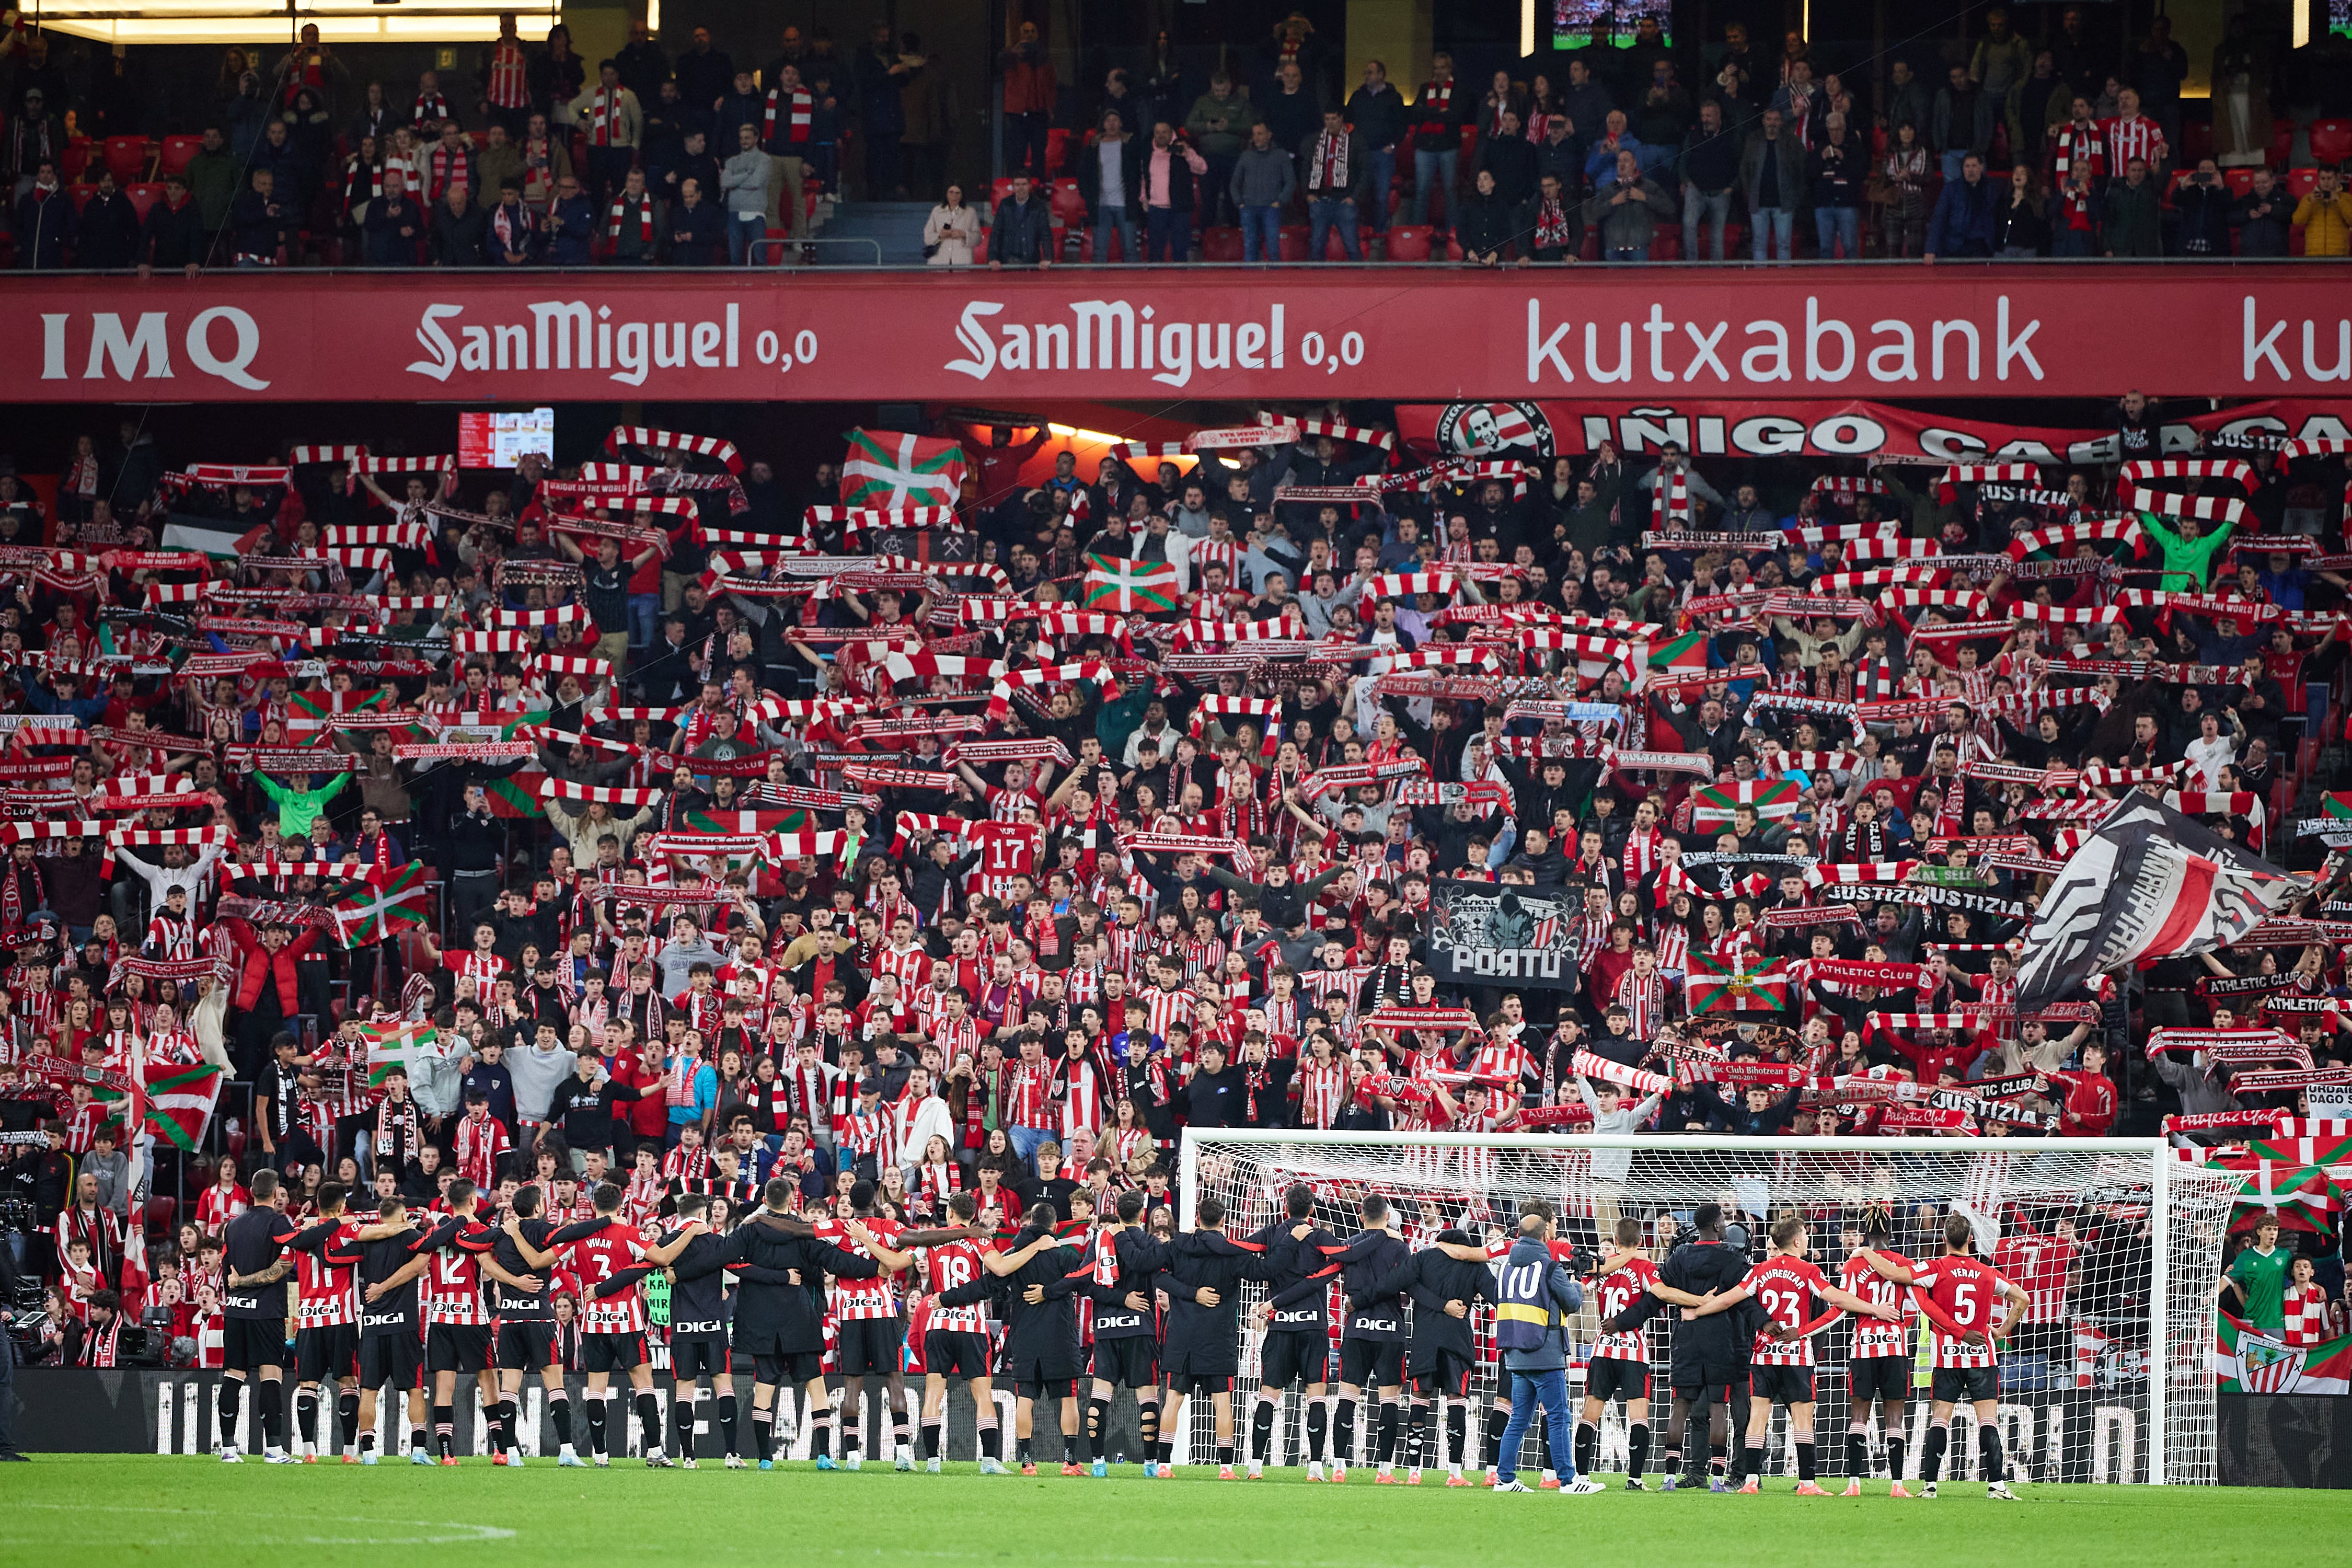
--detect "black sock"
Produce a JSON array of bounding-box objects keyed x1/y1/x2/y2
[
  {"x1": 256, "y1": 1379, "x2": 280, "y2": 1448},
  {"x1": 718, "y1": 1395, "x2": 739, "y2": 1458},
  {"x1": 587, "y1": 1397, "x2": 607, "y2": 1455},
  {"x1": 1574, "y1": 1420, "x2": 1598, "y2": 1477},
  {"x1": 1406, "y1": 1402, "x2": 1430, "y2": 1469},
  {"x1": 1016, "y1": 1435, "x2": 1033, "y2": 1463},
  {"x1": 359, "y1": 1429, "x2": 377, "y2": 1456},
  {"x1": 673, "y1": 1399, "x2": 697, "y2": 1458},
  {"x1": 1710, "y1": 1443, "x2": 1726, "y2": 1478},
  {"x1": 810, "y1": 1412, "x2": 832, "y2": 1459},
  {"x1": 1888, "y1": 1433, "x2": 1907, "y2": 1483},
  {"x1": 1483, "y1": 1405, "x2": 1507, "y2": 1468},
  {"x1": 1064, "y1": 1432, "x2": 1080, "y2": 1465},
  {"x1": 1376, "y1": 1401, "x2": 1400, "y2": 1465},
  {"x1": 893, "y1": 1409, "x2": 911, "y2": 1456},
  {"x1": 922, "y1": 1421, "x2": 942, "y2": 1460},
  {"x1": 1628, "y1": 1422, "x2": 1650, "y2": 1480},
  {"x1": 978, "y1": 1421, "x2": 1000, "y2": 1461},
  {"x1": 485, "y1": 1399, "x2": 508, "y2": 1456},
  {"x1": 1088, "y1": 1397, "x2": 1112, "y2": 1463},
  {"x1": 1797, "y1": 1440, "x2": 1817, "y2": 1481},
  {"x1": 218, "y1": 1380, "x2": 243, "y2": 1448},
  {"x1": 841, "y1": 1406, "x2": 860, "y2": 1456},
  {"x1": 410, "y1": 1426, "x2": 427, "y2": 1458},
  {"x1": 434, "y1": 1404, "x2": 454, "y2": 1459},
  {"x1": 636, "y1": 1391, "x2": 661, "y2": 1454},
  {"x1": 1333, "y1": 1399, "x2": 1356, "y2": 1464},
  {"x1": 296, "y1": 1391, "x2": 319, "y2": 1449},
  {"x1": 1137, "y1": 1403, "x2": 1158, "y2": 1460},
  {"x1": 1153, "y1": 1437, "x2": 1174, "y2": 1465},
  {"x1": 1251, "y1": 1401, "x2": 1275, "y2": 1463},
  {"x1": 1849, "y1": 1431, "x2": 1871, "y2": 1479},
  {"x1": 1682, "y1": 1398, "x2": 1709, "y2": 1478},
  {"x1": 1216, "y1": 1443, "x2": 1235, "y2": 1467},
  {"x1": 1446, "y1": 1404, "x2": 1467, "y2": 1469},
  {"x1": 338, "y1": 1391, "x2": 360, "y2": 1447},
  {"x1": 1740, "y1": 1439, "x2": 1763, "y2": 1484},
  {"x1": 1306, "y1": 1400, "x2": 1328, "y2": 1462},
  {"x1": 753, "y1": 1410, "x2": 776, "y2": 1462},
  {"x1": 1921, "y1": 1424, "x2": 1947, "y2": 1482},
  {"x1": 1978, "y1": 1424, "x2": 2005, "y2": 1484},
  {"x1": 549, "y1": 1391, "x2": 571, "y2": 1449}
]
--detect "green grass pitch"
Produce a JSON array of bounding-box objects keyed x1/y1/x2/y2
[{"x1": 7, "y1": 1457, "x2": 2346, "y2": 1568}]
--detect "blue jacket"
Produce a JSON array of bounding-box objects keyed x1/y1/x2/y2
[
  {"x1": 1925, "y1": 173, "x2": 1997, "y2": 257},
  {"x1": 1497, "y1": 1233, "x2": 1584, "y2": 1373}
]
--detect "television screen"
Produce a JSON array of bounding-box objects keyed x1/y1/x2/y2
[
  {"x1": 457, "y1": 408, "x2": 557, "y2": 469},
  {"x1": 1554, "y1": 0, "x2": 1671, "y2": 49}
]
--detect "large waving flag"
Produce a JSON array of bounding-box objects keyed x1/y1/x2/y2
[
  {"x1": 1083, "y1": 554, "x2": 1182, "y2": 614},
  {"x1": 332, "y1": 861, "x2": 433, "y2": 946},
  {"x1": 1690, "y1": 778, "x2": 1801, "y2": 832},
  {"x1": 842, "y1": 429, "x2": 967, "y2": 509},
  {"x1": 2013, "y1": 793, "x2": 2302, "y2": 1015},
  {"x1": 359, "y1": 1020, "x2": 465, "y2": 1116},
  {"x1": 1685, "y1": 952, "x2": 1792, "y2": 1013},
  {"x1": 101, "y1": 1061, "x2": 225, "y2": 1152}
]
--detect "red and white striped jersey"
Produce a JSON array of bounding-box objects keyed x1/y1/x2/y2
[
  {"x1": 2284, "y1": 1283, "x2": 2343, "y2": 1348},
  {"x1": 1297, "y1": 1059, "x2": 1351, "y2": 1128},
  {"x1": 2099, "y1": 113, "x2": 2164, "y2": 172},
  {"x1": 445, "y1": 949, "x2": 507, "y2": 995},
  {"x1": 417, "y1": 1217, "x2": 498, "y2": 1325},
  {"x1": 1907, "y1": 1254, "x2": 2012, "y2": 1369},
  {"x1": 144, "y1": 910, "x2": 199, "y2": 961},
  {"x1": 873, "y1": 943, "x2": 931, "y2": 991},
  {"x1": 922, "y1": 1239, "x2": 990, "y2": 1333},
  {"x1": 567, "y1": 1221, "x2": 651, "y2": 1334},
  {"x1": 1138, "y1": 985, "x2": 1193, "y2": 1043},
  {"x1": 1744, "y1": 1255, "x2": 1832, "y2": 1367},
  {"x1": 1590, "y1": 1255, "x2": 1658, "y2": 1364},
  {"x1": 840, "y1": 1110, "x2": 896, "y2": 1168},
  {"x1": 1005, "y1": 1060, "x2": 1055, "y2": 1131},
  {"x1": 929, "y1": 1014, "x2": 984, "y2": 1066},
  {"x1": 1991, "y1": 1231, "x2": 2076, "y2": 1324},
  {"x1": 1839, "y1": 1250, "x2": 1915, "y2": 1358},
  {"x1": 485, "y1": 40, "x2": 529, "y2": 109},
  {"x1": 1103, "y1": 923, "x2": 1146, "y2": 981},
  {"x1": 815, "y1": 1214, "x2": 905, "y2": 1321},
  {"x1": 1612, "y1": 969, "x2": 1670, "y2": 1037},
  {"x1": 295, "y1": 1217, "x2": 362, "y2": 1327},
  {"x1": 1055, "y1": 1056, "x2": 1110, "y2": 1139}
]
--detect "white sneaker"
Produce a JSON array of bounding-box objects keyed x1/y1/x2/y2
[
  {"x1": 593, "y1": 1455, "x2": 610, "y2": 1468},
  {"x1": 925, "y1": 1458, "x2": 942, "y2": 1474},
  {"x1": 1987, "y1": 1482, "x2": 2020, "y2": 1502},
  {"x1": 263, "y1": 1449, "x2": 299, "y2": 1465},
  {"x1": 558, "y1": 1449, "x2": 586, "y2": 1469},
  {"x1": 1562, "y1": 1478, "x2": 1606, "y2": 1495},
  {"x1": 1921, "y1": 1481, "x2": 1938, "y2": 1500},
  {"x1": 978, "y1": 1457, "x2": 1008, "y2": 1475},
  {"x1": 360, "y1": 1450, "x2": 378, "y2": 1466},
  {"x1": 219, "y1": 1447, "x2": 242, "y2": 1463},
  {"x1": 894, "y1": 1448, "x2": 914, "y2": 1473},
  {"x1": 725, "y1": 1455, "x2": 747, "y2": 1469},
  {"x1": 1493, "y1": 1479, "x2": 1535, "y2": 1493},
  {"x1": 681, "y1": 1456, "x2": 698, "y2": 1470},
  {"x1": 1307, "y1": 1461, "x2": 1326, "y2": 1482},
  {"x1": 845, "y1": 1452, "x2": 863, "y2": 1472}
]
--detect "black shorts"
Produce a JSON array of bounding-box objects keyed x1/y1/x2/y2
[
  {"x1": 296, "y1": 1324, "x2": 359, "y2": 1386},
  {"x1": 1259, "y1": 1328, "x2": 1329, "y2": 1389},
  {"x1": 425, "y1": 1323, "x2": 492, "y2": 1375},
  {"x1": 926, "y1": 1330, "x2": 994, "y2": 1381},
  {"x1": 1931, "y1": 1364, "x2": 2000, "y2": 1405},
  {"x1": 755, "y1": 1351, "x2": 826, "y2": 1386},
  {"x1": 1017, "y1": 1377, "x2": 1078, "y2": 1401},
  {"x1": 497, "y1": 1321, "x2": 558, "y2": 1373},
  {"x1": 222, "y1": 1316, "x2": 287, "y2": 1374},
  {"x1": 1749, "y1": 1365, "x2": 1816, "y2": 1405},
  {"x1": 1409, "y1": 1346, "x2": 1474, "y2": 1399},
  {"x1": 1670, "y1": 1373, "x2": 1736, "y2": 1403},
  {"x1": 360, "y1": 1332, "x2": 424, "y2": 1392},
  {"x1": 1160, "y1": 1345, "x2": 1233, "y2": 1394},
  {"x1": 583, "y1": 1332, "x2": 650, "y2": 1374},
  {"x1": 836, "y1": 1316, "x2": 905, "y2": 1378},
  {"x1": 671, "y1": 1334, "x2": 730, "y2": 1381},
  {"x1": 1339, "y1": 1338, "x2": 1406, "y2": 1390},
  {"x1": 1088, "y1": 1334, "x2": 1158, "y2": 1390},
  {"x1": 1584, "y1": 1356, "x2": 1650, "y2": 1405},
  {"x1": 1850, "y1": 1355, "x2": 1911, "y2": 1404}
]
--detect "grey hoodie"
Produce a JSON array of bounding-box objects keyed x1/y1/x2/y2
[{"x1": 1230, "y1": 143, "x2": 1297, "y2": 209}]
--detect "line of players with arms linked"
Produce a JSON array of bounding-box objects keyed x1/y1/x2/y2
[{"x1": 204, "y1": 1157, "x2": 2027, "y2": 1497}]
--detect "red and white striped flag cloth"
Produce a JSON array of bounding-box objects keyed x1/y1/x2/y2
[
  {"x1": 1105, "y1": 442, "x2": 1191, "y2": 463},
  {"x1": 1296, "y1": 418, "x2": 1396, "y2": 451},
  {"x1": 956, "y1": 597, "x2": 1043, "y2": 625},
  {"x1": 539, "y1": 779, "x2": 665, "y2": 808},
  {"x1": 1373, "y1": 643, "x2": 1501, "y2": 675},
  {"x1": 367, "y1": 595, "x2": 451, "y2": 612},
  {"x1": 1406, "y1": 458, "x2": 1526, "y2": 498},
  {"x1": 175, "y1": 463, "x2": 291, "y2": 487},
  {"x1": 356, "y1": 454, "x2": 456, "y2": 474},
  {"x1": 1652, "y1": 467, "x2": 1689, "y2": 524},
  {"x1": 1359, "y1": 571, "x2": 1457, "y2": 611},
  {"x1": 447, "y1": 630, "x2": 538, "y2": 655},
  {"x1": 2124, "y1": 488, "x2": 2247, "y2": 526},
  {"x1": 286, "y1": 445, "x2": 364, "y2": 465},
  {"x1": 1571, "y1": 1049, "x2": 1674, "y2": 1096},
  {"x1": 1033, "y1": 610, "x2": 1133, "y2": 647},
  {"x1": 2118, "y1": 457, "x2": 2257, "y2": 495},
  {"x1": 493, "y1": 603, "x2": 592, "y2": 628},
  {"x1": 878, "y1": 651, "x2": 1005, "y2": 688},
  {"x1": 106, "y1": 824, "x2": 233, "y2": 848},
  {"x1": 804, "y1": 504, "x2": 959, "y2": 528},
  {"x1": 274, "y1": 547, "x2": 390, "y2": 569},
  {"x1": 0, "y1": 820, "x2": 109, "y2": 844},
  {"x1": 983, "y1": 660, "x2": 1120, "y2": 723},
  {"x1": 577, "y1": 462, "x2": 661, "y2": 486},
  {"x1": 324, "y1": 523, "x2": 432, "y2": 549},
  {"x1": 1172, "y1": 617, "x2": 1300, "y2": 646},
  {"x1": 1805, "y1": 860, "x2": 1923, "y2": 886},
  {"x1": 1837, "y1": 536, "x2": 1943, "y2": 562},
  {"x1": 886, "y1": 812, "x2": 978, "y2": 855},
  {"x1": 146, "y1": 581, "x2": 213, "y2": 605},
  {"x1": 604, "y1": 426, "x2": 744, "y2": 474},
  {"x1": 1785, "y1": 520, "x2": 1902, "y2": 544},
  {"x1": 102, "y1": 774, "x2": 193, "y2": 799},
  {"x1": 1813, "y1": 566, "x2": 1946, "y2": 593},
  {"x1": 1811, "y1": 475, "x2": 1889, "y2": 497},
  {"x1": 532, "y1": 654, "x2": 613, "y2": 682},
  {"x1": 2011, "y1": 600, "x2": 2124, "y2": 624},
  {"x1": 588, "y1": 705, "x2": 689, "y2": 724},
  {"x1": 743, "y1": 697, "x2": 869, "y2": 726},
  {"x1": 1189, "y1": 695, "x2": 1281, "y2": 756},
  {"x1": 1938, "y1": 463, "x2": 2038, "y2": 504},
  {"x1": 2278, "y1": 438, "x2": 2352, "y2": 461},
  {"x1": 1879, "y1": 587, "x2": 1991, "y2": 617},
  {"x1": 697, "y1": 529, "x2": 802, "y2": 554},
  {"x1": 593, "y1": 495, "x2": 697, "y2": 518},
  {"x1": 2009, "y1": 516, "x2": 2146, "y2": 558}
]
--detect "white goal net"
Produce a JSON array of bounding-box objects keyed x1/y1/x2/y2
[{"x1": 1179, "y1": 1132, "x2": 2240, "y2": 1485}]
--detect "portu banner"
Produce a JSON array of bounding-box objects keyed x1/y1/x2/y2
[{"x1": 1427, "y1": 878, "x2": 1581, "y2": 990}]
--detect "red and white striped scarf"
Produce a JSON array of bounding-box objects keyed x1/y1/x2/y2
[
  {"x1": 587, "y1": 86, "x2": 625, "y2": 146},
  {"x1": 606, "y1": 194, "x2": 654, "y2": 243},
  {"x1": 411, "y1": 91, "x2": 451, "y2": 127},
  {"x1": 1652, "y1": 468, "x2": 1690, "y2": 524},
  {"x1": 763, "y1": 86, "x2": 813, "y2": 145}
]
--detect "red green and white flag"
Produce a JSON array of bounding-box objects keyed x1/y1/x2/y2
[
  {"x1": 332, "y1": 860, "x2": 433, "y2": 946},
  {"x1": 2213, "y1": 1309, "x2": 2352, "y2": 1394},
  {"x1": 841, "y1": 429, "x2": 967, "y2": 509},
  {"x1": 1645, "y1": 629, "x2": 1710, "y2": 674},
  {"x1": 1691, "y1": 778, "x2": 1803, "y2": 832},
  {"x1": 2323, "y1": 791, "x2": 2352, "y2": 820},
  {"x1": 360, "y1": 1020, "x2": 445, "y2": 1087},
  {"x1": 1083, "y1": 554, "x2": 1182, "y2": 614},
  {"x1": 101, "y1": 1062, "x2": 225, "y2": 1152},
  {"x1": 1684, "y1": 952, "x2": 1792, "y2": 1014}
]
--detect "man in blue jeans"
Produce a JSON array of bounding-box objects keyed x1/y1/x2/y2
[
  {"x1": 1230, "y1": 121, "x2": 1295, "y2": 262},
  {"x1": 1300, "y1": 108, "x2": 1366, "y2": 261},
  {"x1": 1492, "y1": 1203, "x2": 1605, "y2": 1494}
]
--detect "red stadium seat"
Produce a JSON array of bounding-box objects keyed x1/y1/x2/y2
[
  {"x1": 2287, "y1": 166, "x2": 2322, "y2": 198},
  {"x1": 124, "y1": 181, "x2": 163, "y2": 223},
  {"x1": 145, "y1": 1195, "x2": 177, "y2": 1239},
  {"x1": 2311, "y1": 118, "x2": 2352, "y2": 165},
  {"x1": 1200, "y1": 225, "x2": 1243, "y2": 261},
  {"x1": 970, "y1": 227, "x2": 989, "y2": 264},
  {"x1": 1383, "y1": 223, "x2": 1434, "y2": 260},
  {"x1": 1321, "y1": 222, "x2": 1370, "y2": 259},
  {"x1": 157, "y1": 133, "x2": 204, "y2": 177},
  {"x1": 2178, "y1": 118, "x2": 2213, "y2": 167},
  {"x1": 1076, "y1": 226, "x2": 1131, "y2": 262},
  {"x1": 762, "y1": 225, "x2": 792, "y2": 264},
  {"x1": 103, "y1": 135, "x2": 152, "y2": 185},
  {"x1": 2222, "y1": 168, "x2": 2259, "y2": 197},
  {"x1": 1048, "y1": 178, "x2": 1086, "y2": 226},
  {"x1": 2269, "y1": 118, "x2": 2297, "y2": 166},
  {"x1": 1044, "y1": 126, "x2": 1072, "y2": 176},
  {"x1": 1276, "y1": 224, "x2": 1309, "y2": 261},
  {"x1": 61, "y1": 136, "x2": 94, "y2": 183}
]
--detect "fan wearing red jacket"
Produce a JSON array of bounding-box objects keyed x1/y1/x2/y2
[
  {"x1": 2035, "y1": 1041, "x2": 2118, "y2": 1136},
  {"x1": 1859, "y1": 1213, "x2": 2030, "y2": 1501}
]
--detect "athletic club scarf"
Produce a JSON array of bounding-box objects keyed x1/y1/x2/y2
[
  {"x1": 843, "y1": 762, "x2": 958, "y2": 792},
  {"x1": 538, "y1": 778, "x2": 664, "y2": 808},
  {"x1": 763, "y1": 85, "x2": 813, "y2": 145},
  {"x1": 1302, "y1": 758, "x2": 1425, "y2": 798},
  {"x1": 1120, "y1": 832, "x2": 1244, "y2": 858},
  {"x1": 604, "y1": 427, "x2": 745, "y2": 476},
  {"x1": 942, "y1": 738, "x2": 1073, "y2": 768},
  {"x1": 1532, "y1": 193, "x2": 1572, "y2": 250},
  {"x1": 1652, "y1": 468, "x2": 1690, "y2": 524},
  {"x1": 1571, "y1": 1050, "x2": 1673, "y2": 1097},
  {"x1": 1189, "y1": 696, "x2": 1281, "y2": 757},
  {"x1": 587, "y1": 86, "x2": 626, "y2": 145},
  {"x1": 607, "y1": 194, "x2": 655, "y2": 243},
  {"x1": 411, "y1": 90, "x2": 451, "y2": 126},
  {"x1": 1807, "y1": 959, "x2": 1933, "y2": 990},
  {"x1": 1310, "y1": 129, "x2": 1350, "y2": 191},
  {"x1": 984, "y1": 661, "x2": 1118, "y2": 723}
]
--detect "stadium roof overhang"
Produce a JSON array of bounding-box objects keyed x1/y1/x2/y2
[{"x1": 33, "y1": 0, "x2": 558, "y2": 45}]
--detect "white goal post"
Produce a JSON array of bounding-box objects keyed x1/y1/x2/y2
[{"x1": 1178, "y1": 1131, "x2": 2240, "y2": 1485}]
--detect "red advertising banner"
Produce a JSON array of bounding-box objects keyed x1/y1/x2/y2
[
  {"x1": 8, "y1": 266, "x2": 2352, "y2": 403},
  {"x1": 1394, "y1": 397, "x2": 2352, "y2": 465}
]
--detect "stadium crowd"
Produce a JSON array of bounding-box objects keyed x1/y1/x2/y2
[
  {"x1": 0, "y1": 394, "x2": 2346, "y2": 1482},
  {"x1": 9, "y1": 6, "x2": 2352, "y2": 266}
]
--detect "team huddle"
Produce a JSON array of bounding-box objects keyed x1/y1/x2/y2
[{"x1": 210, "y1": 1162, "x2": 2027, "y2": 1498}]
